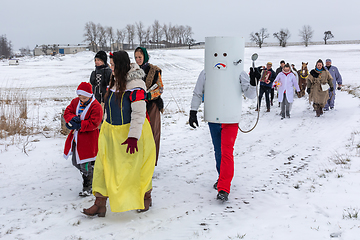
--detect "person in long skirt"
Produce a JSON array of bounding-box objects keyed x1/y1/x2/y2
[
  {"x1": 82, "y1": 51, "x2": 156, "y2": 217},
  {"x1": 134, "y1": 47, "x2": 163, "y2": 165}
]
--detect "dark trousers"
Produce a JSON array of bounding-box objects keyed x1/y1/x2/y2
[
  {"x1": 71, "y1": 142, "x2": 94, "y2": 177},
  {"x1": 271, "y1": 88, "x2": 275, "y2": 103},
  {"x1": 258, "y1": 86, "x2": 272, "y2": 110}
]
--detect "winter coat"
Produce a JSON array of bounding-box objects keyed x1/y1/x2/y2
[
  {"x1": 141, "y1": 63, "x2": 164, "y2": 112},
  {"x1": 274, "y1": 71, "x2": 300, "y2": 103},
  {"x1": 258, "y1": 67, "x2": 276, "y2": 88},
  {"x1": 63, "y1": 96, "x2": 103, "y2": 164},
  {"x1": 306, "y1": 69, "x2": 334, "y2": 105},
  {"x1": 190, "y1": 70, "x2": 256, "y2": 111},
  {"x1": 325, "y1": 65, "x2": 342, "y2": 91},
  {"x1": 104, "y1": 63, "x2": 147, "y2": 140},
  {"x1": 89, "y1": 65, "x2": 112, "y2": 103}
]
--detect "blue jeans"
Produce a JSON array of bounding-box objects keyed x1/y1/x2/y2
[
  {"x1": 208, "y1": 122, "x2": 221, "y2": 175},
  {"x1": 258, "y1": 86, "x2": 271, "y2": 110}
]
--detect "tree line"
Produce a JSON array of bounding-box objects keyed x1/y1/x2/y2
[
  {"x1": 250, "y1": 25, "x2": 335, "y2": 48},
  {"x1": 83, "y1": 20, "x2": 195, "y2": 52},
  {"x1": 0, "y1": 35, "x2": 12, "y2": 58}
]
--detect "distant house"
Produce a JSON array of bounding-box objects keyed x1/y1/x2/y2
[{"x1": 33, "y1": 44, "x2": 89, "y2": 56}]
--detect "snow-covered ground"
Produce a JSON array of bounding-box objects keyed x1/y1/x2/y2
[{"x1": 1, "y1": 44, "x2": 360, "y2": 240}]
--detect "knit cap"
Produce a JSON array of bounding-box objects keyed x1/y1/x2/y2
[
  {"x1": 76, "y1": 82, "x2": 93, "y2": 97},
  {"x1": 94, "y1": 50, "x2": 107, "y2": 64}
]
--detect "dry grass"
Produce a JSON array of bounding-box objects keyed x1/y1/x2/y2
[{"x1": 0, "y1": 88, "x2": 37, "y2": 140}]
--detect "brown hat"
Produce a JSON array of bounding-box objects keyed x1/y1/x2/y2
[{"x1": 267, "y1": 62, "x2": 272, "y2": 66}]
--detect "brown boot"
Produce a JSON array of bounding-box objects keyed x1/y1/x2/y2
[
  {"x1": 315, "y1": 108, "x2": 321, "y2": 117},
  {"x1": 82, "y1": 196, "x2": 108, "y2": 217},
  {"x1": 137, "y1": 189, "x2": 152, "y2": 213}
]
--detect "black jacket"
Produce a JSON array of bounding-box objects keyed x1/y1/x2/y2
[{"x1": 89, "y1": 65, "x2": 112, "y2": 103}]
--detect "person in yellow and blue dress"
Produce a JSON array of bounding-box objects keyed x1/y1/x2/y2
[{"x1": 82, "y1": 51, "x2": 156, "y2": 217}]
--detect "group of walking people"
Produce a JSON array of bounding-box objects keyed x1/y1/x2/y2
[
  {"x1": 62, "y1": 47, "x2": 344, "y2": 216},
  {"x1": 255, "y1": 58, "x2": 342, "y2": 118},
  {"x1": 63, "y1": 47, "x2": 163, "y2": 216}
]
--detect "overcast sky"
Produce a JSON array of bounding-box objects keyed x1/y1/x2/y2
[{"x1": 2, "y1": 0, "x2": 359, "y2": 50}]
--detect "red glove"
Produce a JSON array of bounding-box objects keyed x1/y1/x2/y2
[{"x1": 121, "y1": 137, "x2": 138, "y2": 154}]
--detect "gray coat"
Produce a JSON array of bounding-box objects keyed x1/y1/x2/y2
[{"x1": 325, "y1": 65, "x2": 342, "y2": 89}]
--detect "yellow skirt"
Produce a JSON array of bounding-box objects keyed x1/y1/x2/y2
[{"x1": 92, "y1": 119, "x2": 156, "y2": 212}]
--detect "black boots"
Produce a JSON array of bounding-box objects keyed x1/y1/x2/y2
[
  {"x1": 213, "y1": 180, "x2": 218, "y2": 190},
  {"x1": 217, "y1": 190, "x2": 229, "y2": 202}
]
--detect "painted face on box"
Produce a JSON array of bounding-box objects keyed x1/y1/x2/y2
[
  {"x1": 204, "y1": 36, "x2": 245, "y2": 123},
  {"x1": 213, "y1": 52, "x2": 228, "y2": 70}
]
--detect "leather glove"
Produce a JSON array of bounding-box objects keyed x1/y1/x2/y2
[
  {"x1": 306, "y1": 88, "x2": 311, "y2": 94},
  {"x1": 337, "y1": 86, "x2": 341, "y2": 90},
  {"x1": 329, "y1": 87, "x2": 334, "y2": 92},
  {"x1": 189, "y1": 110, "x2": 198, "y2": 128},
  {"x1": 121, "y1": 137, "x2": 138, "y2": 154}
]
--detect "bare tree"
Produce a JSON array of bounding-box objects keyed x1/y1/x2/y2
[
  {"x1": 98, "y1": 24, "x2": 108, "y2": 50},
  {"x1": 152, "y1": 20, "x2": 163, "y2": 48},
  {"x1": 107, "y1": 26, "x2": 114, "y2": 51},
  {"x1": 41, "y1": 44, "x2": 49, "y2": 55},
  {"x1": 144, "y1": 26, "x2": 152, "y2": 47},
  {"x1": 19, "y1": 46, "x2": 31, "y2": 56},
  {"x1": 323, "y1": 31, "x2": 334, "y2": 44},
  {"x1": 162, "y1": 23, "x2": 171, "y2": 44},
  {"x1": 116, "y1": 29, "x2": 126, "y2": 50},
  {"x1": 83, "y1": 21, "x2": 99, "y2": 52},
  {"x1": 169, "y1": 25, "x2": 176, "y2": 45},
  {"x1": 273, "y1": 28, "x2": 291, "y2": 47},
  {"x1": 299, "y1": 25, "x2": 314, "y2": 47},
  {"x1": 250, "y1": 28, "x2": 269, "y2": 48},
  {"x1": 184, "y1": 26, "x2": 193, "y2": 42},
  {"x1": 126, "y1": 24, "x2": 135, "y2": 49},
  {"x1": 0, "y1": 35, "x2": 12, "y2": 58},
  {"x1": 136, "y1": 21, "x2": 145, "y2": 47}
]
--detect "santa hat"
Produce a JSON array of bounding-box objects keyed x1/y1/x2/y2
[{"x1": 76, "y1": 82, "x2": 93, "y2": 97}]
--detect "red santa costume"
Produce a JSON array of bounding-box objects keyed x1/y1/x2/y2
[{"x1": 63, "y1": 82, "x2": 103, "y2": 164}]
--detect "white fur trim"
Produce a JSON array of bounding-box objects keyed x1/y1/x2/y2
[{"x1": 76, "y1": 90, "x2": 92, "y2": 97}]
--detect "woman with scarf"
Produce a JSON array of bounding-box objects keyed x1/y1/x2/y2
[
  {"x1": 306, "y1": 59, "x2": 334, "y2": 117},
  {"x1": 134, "y1": 47, "x2": 164, "y2": 165},
  {"x1": 82, "y1": 51, "x2": 156, "y2": 217},
  {"x1": 273, "y1": 63, "x2": 300, "y2": 119}
]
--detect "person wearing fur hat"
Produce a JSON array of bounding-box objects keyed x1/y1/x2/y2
[
  {"x1": 273, "y1": 63, "x2": 300, "y2": 119},
  {"x1": 89, "y1": 50, "x2": 112, "y2": 104},
  {"x1": 82, "y1": 51, "x2": 156, "y2": 217},
  {"x1": 63, "y1": 82, "x2": 103, "y2": 196},
  {"x1": 134, "y1": 47, "x2": 163, "y2": 166},
  {"x1": 306, "y1": 59, "x2": 334, "y2": 117}
]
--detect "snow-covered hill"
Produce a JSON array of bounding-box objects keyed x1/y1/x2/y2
[{"x1": 1, "y1": 44, "x2": 360, "y2": 240}]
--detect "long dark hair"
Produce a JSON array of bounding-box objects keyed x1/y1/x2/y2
[{"x1": 105, "y1": 51, "x2": 130, "y2": 104}]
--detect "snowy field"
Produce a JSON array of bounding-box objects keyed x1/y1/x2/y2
[{"x1": 1, "y1": 44, "x2": 360, "y2": 240}]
